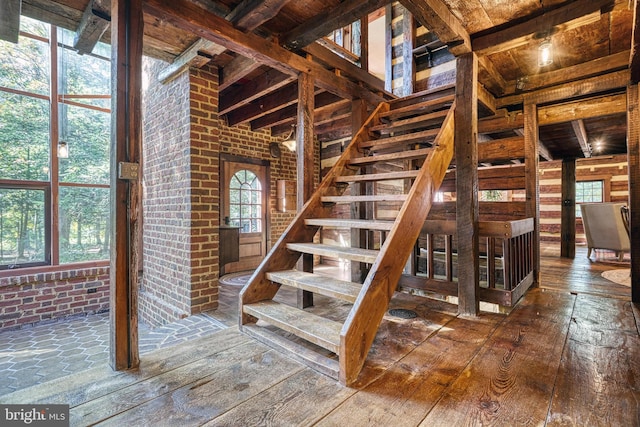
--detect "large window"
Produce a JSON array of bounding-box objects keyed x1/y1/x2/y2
[
  {"x1": 229, "y1": 170, "x2": 262, "y2": 233},
  {"x1": 576, "y1": 180, "x2": 604, "y2": 218},
  {"x1": 0, "y1": 17, "x2": 111, "y2": 270}
]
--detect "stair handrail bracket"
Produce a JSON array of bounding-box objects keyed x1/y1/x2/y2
[
  {"x1": 339, "y1": 102, "x2": 456, "y2": 385},
  {"x1": 239, "y1": 102, "x2": 391, "y2": 324}
]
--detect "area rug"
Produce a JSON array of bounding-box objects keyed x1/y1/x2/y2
[
  {"x1": 219, "y1": 272, "x2": 253, "y2": 286},
  {"x1": 601, "y1": 269, "x2": 631, "y2": 286}
]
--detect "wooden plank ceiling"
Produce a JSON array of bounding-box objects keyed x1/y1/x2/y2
[{"x1": 18, "y1": 0, "x2": 635, "y2": 160}]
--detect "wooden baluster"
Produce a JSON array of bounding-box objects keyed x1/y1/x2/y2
[
  {"x1": 503, "y1": 238, "x2": 511, "y2": 291},
  {"x1": 428, "y1": 233, "x2": 434, "y2": 279},
  {"x1": 445, "y1": 234, "x2": 453, "y2": 282},
  {"x1": 487, "y1": 236, "x2": 496, "y2": 289}
]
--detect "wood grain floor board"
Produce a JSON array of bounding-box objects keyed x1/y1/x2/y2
[
  {"x1": 546, "y1": 295, "x2": 640, "y2": 426},
  {"x1": 316, "y1": 313, "x2": 504, "y2": 427},
  {"x1": 419, "y1": 288, "x2": 577, "y2": 426}
]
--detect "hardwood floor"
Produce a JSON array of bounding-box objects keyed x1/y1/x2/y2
[{"x1": 1, "y1": 245, "x2": 638, "y2": 426}]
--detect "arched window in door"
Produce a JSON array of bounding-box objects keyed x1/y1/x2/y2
[{"x1": 229, "y1": 169, "x2": 262, "y2": 233}]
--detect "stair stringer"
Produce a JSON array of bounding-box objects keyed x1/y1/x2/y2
[
  {"x1": 339, "y1": 102, "x2": 457, "y2": 386},
  {"x1": 239, "y1": 102, "x2": 391, "y2": 324}
]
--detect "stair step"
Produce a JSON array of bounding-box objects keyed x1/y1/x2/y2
[
  {"x1": 266, "y1": 270, "x2": 363, "y2": 302},
  {"x1": 380, "y1": 94, "x2": 455, "y2": 121},
  {"x1": 349, "y1": 147, "x2": 432, "y2": 165},
  {"x1": 304, "y1": 218, "x2": 395, "y2": 230},
  {"x1": 243, "y1": 300, "x2": 342, "y2": 354},
  {"x1": 371, "y1": 109, "x2": 449, "y2": 133},
  {"x1": 321, "y1": 194, "x2": 407, "y2": 203},
  {"x1": 286, "y1": 242, "x2": 379, "y2": 263},
  {"x1": 359, "y1": 129, "x2": 439, "y2": 151},
  {"x1": 336, "y1": 170, "x2": 420, "y2": 183},
  {"x1": 241, "y1": 324, "x2": 339, "y2": 380},
  {"x1": 387, "y1": 83, "x2": 455, "y2": 109}
]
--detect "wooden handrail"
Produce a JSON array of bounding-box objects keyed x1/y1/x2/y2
[{"x1": 422, "y1": 218, "x2": 534, "y2": 238}]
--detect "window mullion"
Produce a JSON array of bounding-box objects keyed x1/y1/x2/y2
[{"x1": 49, "y1": 25, "x2": 59, "y2": 265}]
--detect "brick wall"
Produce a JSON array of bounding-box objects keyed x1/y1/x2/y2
[
  {"x1": 141, "y1": 57, "x2": 193, "y2": 326},
  {"x1": 0, "y1": 267, "x2": 109, "y2": 330}
]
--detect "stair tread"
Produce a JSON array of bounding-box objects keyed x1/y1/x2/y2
[
  {"x1": 267, "y1": 270, "x2": 363, "y2": 302},
  {"x1": 241, "y1": 324, "x2": 339, "y2": 380},
  {"x1": 387, "y1": 83, "x2": 455, "y2": 108},
  {"x1": 304, "y1": 218, "x2": 395, "y2": 230},
  {"x1": 243, "y1": 300, "x2": 342, "y2": 354},
  {"x1": 371, "y1": 109, "x2": 449, "y2": 133},
  {"x1": 380, "y1": 94, "x2": 455, "y2": 120},
  {"x1": 287, "y1": 242, "x2": 379, "y2": 263},
  {"x1": 359, "y1": 129, "x2": 439, "y2": 150},
  {"x1": 321, "y1": 194, "x2": 407, "y2": 203},
  {"x1": 336, "y1": 170, "x2": 420, "y2": 183},
  {"x1": 349, "y1": 147, "x2": 432, "y2": 165}
]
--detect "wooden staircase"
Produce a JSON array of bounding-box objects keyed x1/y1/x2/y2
[{"x1": 239, "y1": 86, "x2": 457, "y2": 386}]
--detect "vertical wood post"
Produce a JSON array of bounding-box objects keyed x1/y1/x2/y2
[
  {"x1": 627, "y1": 84, "x2": 640, "y2": 303},
  {"x1": 359, "y1": 16, "x2": 369, "y2": 72},
  {"x1": 110, "y1": 0, "x2": 142, "y2": 370},
  {"x1": 350, "y1": 99, "x2": 368, "y2": 282},
  {"x1": 297, "y1": 71, "x2": 315, "y2": 308},
  {"x1": 561, "y1": 158, "x2": 576, "y2": 258},
  {"x1": 454, "y1": 52, "x2": 479, "y2": 316},
  {"x1": 524, "y1": 102, "x2": 540, "y2": 284},
  {"x1": 401, "y1": 8, "x2": 415, "y2": 96},
  {"x1": 50, "y1": 28, "x2": 60, "y2": 266},
  {"x1": 384, "y1": 4, "x2": 393, "y2": 93}
]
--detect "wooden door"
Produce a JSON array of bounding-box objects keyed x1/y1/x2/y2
[{"x1": 221, "y1": 158, "x2": 270, "y2": 274}]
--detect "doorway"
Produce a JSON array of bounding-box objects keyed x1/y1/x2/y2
[{"x1": 220, "y1": 155, "x2": 270, "y2": 274}]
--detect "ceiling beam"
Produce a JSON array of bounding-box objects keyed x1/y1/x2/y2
[
  {"x1": 227, "y1": 0, "x2": 293, "y2": 31},
  {"x1": 497, "y1": 69, "x2": 630, "y2": 108},
  {"x1": 505, "y1": 50, "x2": 630, "y2": 95},
  {"x1": 478, "y1": 56, "x2": 507, "y2": 96},
  {"x1": 472, "y1": 0, "x2": 613, "y2": 57},
  {"x1": 0, "y1": 0, "x2": 22, "y2": 43},
  {"x1": 219, "y1": 69, "x2": 294, "y2": 115},
  {"x1": 477, "y1": 83, "x2": 497, "y2": 115},
  {"x1": 538, "y1": 93, "x2": 627, "y2": 126},
  {"x1": 281, "y1": 0, "x2": 390, "y2": 50},
  {"x1": 252, "y1": 91, "x2": 342, "y2": 130},
  {"x1": 145, "y1": 0, "x2": 386, "y2": 105},
  {"x1": 159, "y1": 38, "x2": 226, "y2": 83},
  {"x1": 225, "y1": 82, "x2": 299, "y2": 126},
  {"x1": 515, "y1": 128, "x2": 552, "y2": 161},
  {"x1": 399, "y1": 0, "x2": 471, "y2": 55},
  {"x1": 73, "y1": 0, "x2": 110, "y2": 54},
  {"x1": 631, "y1": 0, "x2": 640, "y2": 83},
  {"x1": 219, "y1": 56, "x2": 261, "y2": 91},
  {"x1": 571, "y1": 120, "x2": 592, "y2": 158}
]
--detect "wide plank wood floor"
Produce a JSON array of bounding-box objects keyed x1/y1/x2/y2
[{"x1": 1, "y1": 244, "x2": 638, "y2": 426}]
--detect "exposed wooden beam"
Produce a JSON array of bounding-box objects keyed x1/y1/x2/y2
[
  {"x1": 315, "y1": 116, "x2": 352, "y2": 136},
  {"x1": 505, "y1": 50, "x2": 630, "y2": 95},
  {"x1": 384, "y1": 4, "x2": 393, "y2": 93},
  {"x1": 631, "y1": 0, "x2": 640, "y2": 83},
  {"x1": 571, "y1": 120, "x2": 592, "y2": 158},
  {"x1": 302, "y1": 42, "x2": 386, "y2": 94},
  {"x1": 145, "y1": 0, "x2": 386, "y2": 105},
  {"x1": 477, "y1": 83, "x2": 497, "y2": 114},
  {"x1": 359, "y1": 16, "x2": 368, "y2": 72},
  {"x1": 0, "y1": 0, "x2": 22, "y2": 43},
  {"x1": 110, "y1": 0, "x2": 142, "y2": 371},
  {"x1": 225, "y1": 82, "x2": 299, "y2": 126},
  {"x1": 254, "y1": 91, "x2": 342, "y2": 130},
  {"x1": 523, "y1": 102, "x2": 540, "y2": 282},
  {"x1": 219, "y1": 68, "x2": 294, "y2": 115},
  {"x1": 515, "y1": 128, "x2": 552, "y2": 161},
  {"x1": 73, "y1": 0, "x2": 110, "y2": 55},
  {"x1": 472, "y1": 0, "x2": 613, "y2": 57},
  {"x1": 159, "y1": 38, "x2": 226, "y2": 84},
  {"x1": 538, "y1": 93, "x2": 626, "y2": 126},
  {"x1": 314, "y1": 99, "x2": 351, "y2": 126},
  {"x1": 478, "y1": 56, "x2": 507, "y2": 96},
  {"x1": 281, "y1": 0, "x2": 390, "y2": 50},
  {"x1": 219, "y1": 56, "x2": 260, "y2": 91},
  {"x1": 498, "y1": 69, "x2": 630, "y2": 108},
  {"x1": 561, "y1": 158, "x2": 576, "y2": 258},
  {"x1": 402, "y1": 7, "x2": 415, "y2": 96},
  {"x1": 227, "y1": 0, "x2": 293, "y2": 31},
  {"x1": 400, "y1": 0, "x2": 471, "y2": 55}
]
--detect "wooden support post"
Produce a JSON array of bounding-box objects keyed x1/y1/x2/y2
[
  {"x1": 0, "y1": 0, "x2": 21, "y2": 43},
  {"x1": 351, "y1": 98, "x2": 368, "y2": 283},
  {"x1": 297, "y1": 72, "x2": 315, "y2": 308},
  {"x1": 401, "y1": 7, "x2": 415, "y2": 96},
  {"x1": 627, "y1": 84, "x2": 640, "y2": 303},
  {"x1": 384, "y1": 4, "x2": 393, "y2": 93},
  {"x1": 524, "y1": 102, "x2": 540, "y2": 285},
  {"x1": 455, "y1": 52, "x2": 479, "y2": 316},
  {"x1": 110, "y1": 0, "x2": 142, "y2": 371},
  {"x1": 359, "y1": 16, "x2": 368, "y2": 71},
  {"x1": 560, "y1": 158, "x2": 576, "y2": 258}
]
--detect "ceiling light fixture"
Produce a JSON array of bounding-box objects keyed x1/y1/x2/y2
[{"x1": 538, "y1": 38, "x2": 553, "y2": 67}]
